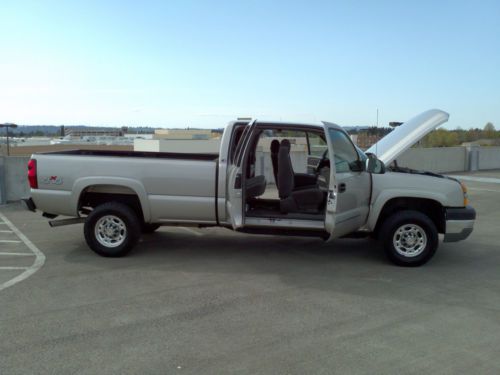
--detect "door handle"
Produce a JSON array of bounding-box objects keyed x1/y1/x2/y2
[
  {"x1": 339, "y1": 183, "x2": 346, "y2": 193},
  {"x1": 234, "y1": 174, "x2": 242, "y2": 189}
]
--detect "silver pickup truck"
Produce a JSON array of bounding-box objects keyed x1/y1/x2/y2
[{"x1": 24, "y1": 109, "x2": 475, "y2": 266}]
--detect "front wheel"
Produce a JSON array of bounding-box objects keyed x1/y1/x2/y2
[
  {"x1": 84, "y1": 202, "x2": 141, "y2": 257},
  {"x1": 380, "y1": 210, "x2": 438, "y2": 267}
]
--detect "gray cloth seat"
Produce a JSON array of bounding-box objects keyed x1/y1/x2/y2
[
  {"x1": 277, "y1": 139, "x2": 325, "y2": 213},
  {"x1": 271, "y1": 139, "x2": 317, "y2": 189},
  {"x1": 270, "y1": 139, "x2": 280, "y2": 188},
  {"x1": 246, "y1": 175, "x2": 267, "y2": 198}
]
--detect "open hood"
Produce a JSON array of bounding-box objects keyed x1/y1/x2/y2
[{"x1": 366, "y1": 109, "x2": 449, "y2": 165}]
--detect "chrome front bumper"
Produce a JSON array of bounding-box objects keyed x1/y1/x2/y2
[{"x1": 443, "y1": 206, "x2": 476, "y2": 242}]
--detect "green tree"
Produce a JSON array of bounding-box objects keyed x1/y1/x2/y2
[{"x1": 484, "y1": 122, "x2": 495, "y2": 139}]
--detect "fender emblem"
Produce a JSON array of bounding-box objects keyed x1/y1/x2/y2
[{"x1": 41, "y1": 176, "x2": 63, "y2": 185}]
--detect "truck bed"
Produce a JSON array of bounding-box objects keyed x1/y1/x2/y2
[
  {"x1": 31, "y1": 149, "x2": 220, "y2": 223},
  {"x1": 37, "y1": 149, "x2": 219, "y2": 161}
]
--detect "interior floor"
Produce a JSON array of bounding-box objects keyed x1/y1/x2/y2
[{"x1": 246, "y1": 198, "x2": 325, "y2": 221}]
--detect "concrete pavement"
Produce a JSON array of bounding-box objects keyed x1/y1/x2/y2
[{"x1": 0, "y1": 174, "x2": 499, "y2": 374}]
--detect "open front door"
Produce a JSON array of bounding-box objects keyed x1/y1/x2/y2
[
  {"x1": 226, "y1": 120, "x2": 256, "y2": 229},
  {"x1": 322, "y1": 122, "x2": 339, "y2": 240}
]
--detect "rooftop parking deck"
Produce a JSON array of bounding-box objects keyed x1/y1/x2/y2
[{"x1": 1, "y1": 171, "x2": 500, "y2": 374}]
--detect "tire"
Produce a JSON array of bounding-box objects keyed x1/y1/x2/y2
[
  {"x1": 379, "y1": 210, "x2": 438, "y2": 267},
  {"x1": 142, "y1": 223, "x2": 161, "y2": 234},
  {"x1": 84, "y1": 202, "x2": 141, "y2": 257}
]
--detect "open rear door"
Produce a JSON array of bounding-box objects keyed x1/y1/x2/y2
[
  {"x1": 226, "y1": 120, "x2": 257, "y2": 229},
  {"x1": 322, "y1": 122, "x2": 339, "y2": 240}
]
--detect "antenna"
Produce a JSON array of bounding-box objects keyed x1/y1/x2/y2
[{"x1": 375, "y1": 108, "x2": 379, "y2": 157}]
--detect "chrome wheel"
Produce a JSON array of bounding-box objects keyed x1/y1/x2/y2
[
  {"x1": 393, "y1": 223, "x2": 427, "y2": 257},
  {"x1": 95, "y1": 215, "x2": 127, "y2": 248}
]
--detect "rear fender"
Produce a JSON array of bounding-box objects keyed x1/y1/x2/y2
[{"x1": 71, "y1": 177, "x2": 151, "y2": 222}]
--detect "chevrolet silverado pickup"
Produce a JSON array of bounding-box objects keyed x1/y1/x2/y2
[{"x1": 24, "y1": 109, "x2": 476, "y2": 266}]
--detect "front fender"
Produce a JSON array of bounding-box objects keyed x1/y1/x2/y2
[
  {"x1": 71, "y1": 177, "x2": 151, "y2": 222},
  {"x1": 367, "y1": 189, "x2": 448, "y2": 230}
]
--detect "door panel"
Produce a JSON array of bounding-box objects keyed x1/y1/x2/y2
[
  {"x1": 321, "y1": 126, "x2": 338, "y2": 238},
  {"x1": 322, "y1": 124, "x2": 371, "y2": 239},
  {"x1": 333, "y1": 171, "x2": 370, "y2": 237},
  {"x1": 307, "y1": 156, "x2": 321, "y2": 174},
  {"x1": 226, "y1": 164, "x2": 244, "y2": 228},
  {"x1": 226, "y1": 120, "x2": 257, "y2": 229}
]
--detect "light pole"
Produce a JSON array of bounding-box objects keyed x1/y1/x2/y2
[{"x1": 0, "y1": 123, "x2": 18, "y2": 156}]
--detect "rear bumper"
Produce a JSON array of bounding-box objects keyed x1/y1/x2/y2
[
  {"x1": 443, "y1": 206, "x2": 476, "y2": 242},
  {"x1": 22, "y1": 198, "x2": 37, "y2": 212}
]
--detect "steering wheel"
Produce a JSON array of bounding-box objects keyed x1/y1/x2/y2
[{"x1": 315, "y1": 149, "x2": 329, "y2": 174}]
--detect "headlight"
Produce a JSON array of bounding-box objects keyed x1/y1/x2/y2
[{"x1": 460, "y1": 181, "x2": 468, "y2": 206}]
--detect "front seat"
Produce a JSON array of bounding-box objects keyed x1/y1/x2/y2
[
  {"x1": 277, "y1": 139, "x2": 326, "y2": 213},
  {"x1": 246, "y1": 175, "x2": 267, "y2": 199},
  {"x1": 270, "y1": 139, "x2": 280, "y2": 188}
]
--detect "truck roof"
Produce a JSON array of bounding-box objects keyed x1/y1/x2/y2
[{"x1": 228, "y1": 119, "x2": 343, "y2": 132}]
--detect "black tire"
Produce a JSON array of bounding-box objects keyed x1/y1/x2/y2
[
  {"x1": 142, "y1": 223, "x2": 161, "y2": 234},
  {"x1": 84, "y1": 202, "x2": 141, "y2": 257},
  {"x1": 379, "y1": 210, "x2": 438, "y2": 267}
]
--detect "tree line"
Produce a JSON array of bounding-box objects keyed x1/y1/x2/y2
[
  {"x1": 420, "y1": 122, "x2": 499, "y2": 147},
  {"x1": 351, "y1": 122, "x2": 499, "y2": 147}
]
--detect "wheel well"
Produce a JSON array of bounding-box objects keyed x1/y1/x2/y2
[
  {"x1": 78, "y1": 185, "x2": 144, "y2": 222},
  {"x1": 375, "y1": 197, "x2": 445, "y2": 234}
]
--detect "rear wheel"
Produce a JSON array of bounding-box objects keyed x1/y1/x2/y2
[
  {"x1": 380, "y1": 210, "x2": 438, "y2": 267},
  {"x1": 84, "y1": 202, "x2": 141, "y2": 257}
]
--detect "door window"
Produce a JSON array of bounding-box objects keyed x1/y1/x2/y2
[
  {"x1": 328, "y1": 129, "x2": 360, "y2": 173},
  {"x1": 307, "y1": 132, "x2": 328, "y2": 156}
]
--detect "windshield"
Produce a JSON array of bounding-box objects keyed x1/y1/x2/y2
[{"x1": 355, "y1": 145, "x2": 367, "y2": 162}]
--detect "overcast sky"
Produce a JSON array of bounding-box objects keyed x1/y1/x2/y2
[{"x1": 1, "y1": 0, "x2": 499, "y2": 129}]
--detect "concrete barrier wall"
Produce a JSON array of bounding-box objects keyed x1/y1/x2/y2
[
  {"x1": 0, "y1": 157, "x2": 5, "y2": 204},
  {"x1": 396, "y1": 147, "x2": 468, "y2": 173},
  {"x1": 478, "y1": 147, "x2": 500, "y2": 170},
  {"x1": 255, "y1": 149, "x2": 307, "y2": 185},
  {"x1": 134, "y1": 139, "x2": 221, "y2": 153},
  {"x1": 257, "y1": 146, "x2": 470, "y2": 181},
  {"x1": 0, "y1": 157, "x2": 30, "y2": 203},
  {"x1": 1, "y1": 146, "x2": 500, "y2": 202}
]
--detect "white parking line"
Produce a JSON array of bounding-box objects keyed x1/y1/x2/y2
[
  {"x1": 0, "y1": 252, "x2": 35, "y2": 256},
  {"x1": 0, "y1": 240, "x2": 22, "y2": 243},
  {"x1": 0, "y1": 212, "x2": 46, "y2": 292},
  {"x1": 0, "y1": 230, "x2": 13, "y2": 233}
]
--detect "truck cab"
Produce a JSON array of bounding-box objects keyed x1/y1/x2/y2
[{"x1": 222, "y1": 119, "x2": 371, "y2": 241}]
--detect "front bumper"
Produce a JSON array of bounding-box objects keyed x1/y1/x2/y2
[{"x1": 443, "y1": 206, "x2": 476, "y2": 242}]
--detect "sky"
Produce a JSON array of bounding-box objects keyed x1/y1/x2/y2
[{"x1": 1, "y1": 0, "x2": 499, "y2": 129}]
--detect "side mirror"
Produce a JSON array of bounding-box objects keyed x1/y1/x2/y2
[{"x1": 365, "y1": 153, "x2": 386, "y2": 174}]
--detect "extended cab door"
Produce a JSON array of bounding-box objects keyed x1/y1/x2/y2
[
  {"x1": 322, "y1": 124, "x2": 338, "y2": 238},
  {"x1": 225, "y1": 120, "x2": 256, "y2": 229},
  {"x1": 323, "y1": 123, "x2": 371, "y2": 239}
]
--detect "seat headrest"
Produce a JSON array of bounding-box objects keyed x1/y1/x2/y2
[
  {"x1": 280, "y1": 139, "x2": 291, "y2": 150},
  {"x1": 270, "y1": 139, "x2": 280, "y2": 153}
]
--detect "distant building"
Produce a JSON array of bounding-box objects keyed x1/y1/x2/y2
[
  {"x1": 153, "y1": 129, "x2": 218, "y2": 140},
  {"x1": 134, "y1": 138, "x2": 221, "y2": 153},
  {"x1": 353, "y1": 133, "x2": 382, "y2": 150},
  {"x1": 65, "y1": 128, "x2": 124, "y2": 137},
  {"x1": 389, "y1": 122, "x2": 403, "y2": 128}
]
